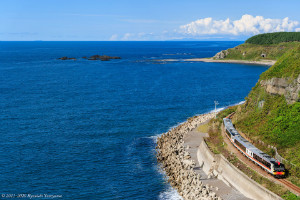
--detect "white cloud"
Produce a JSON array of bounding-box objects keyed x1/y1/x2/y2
[
  {"x1": 120, "y1": 32, "x2": 158, "y2": 41},
  {"x1": 179, "y1": 14, "x2": 300, "y2": 36},
  {"x1": 109, "y1": 34, "x2": 118, "y2": 41},
  {"x1": 122, "y1": 33, "x2": 134, "y2": 41}
]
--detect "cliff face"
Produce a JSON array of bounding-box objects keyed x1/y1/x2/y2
[{"x1": 260, "y1": 74, "x2": 300, "y2": 104}]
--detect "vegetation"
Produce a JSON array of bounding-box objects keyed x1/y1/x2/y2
[
  {"x1": 196, "y1": 123, "x2": 209, "y2": 133},
  {"x1": 205, "y1": 35, "x2": 300, "y2": 197},
  {"x1": 232, "y1": 45, "x2": 300, "y2": 181},
  {"x1": 204, "y1": 108, "x2": 299, "y2": 200},
  {"x1": 245, "y1": 32, "x2": 300, "y2": 45},
  {"x1": 223, "y1": 41, "x2": 300, "y2": 61},
  {"x1": 260, "y1": 45, "x2": 300, "y2": 79}
]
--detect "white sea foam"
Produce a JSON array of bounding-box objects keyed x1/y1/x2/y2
[
  {"x1": 155, "y1": 163, "x2": 183, "y2": 200},
  {"x1": 159, "y1": 185, "x2": 183, "y2": 200},
  {"x1": 148, "y1": 135, "x2": 160, "y2": 143},
  {"x1": 201, "y1": 100, "x2": 246, "y2": 115}
]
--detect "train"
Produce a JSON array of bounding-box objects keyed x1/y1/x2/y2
[{"x1": 223, "y1": 117, "x2": 286, "y2": 178}]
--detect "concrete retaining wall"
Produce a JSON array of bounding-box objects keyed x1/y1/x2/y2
[
  {"x1": 197, "y1": 140, "x2": 282, "y2": 200},
  {"x1": 197, "y1": 141, "x2": 215, "y2": 175}
]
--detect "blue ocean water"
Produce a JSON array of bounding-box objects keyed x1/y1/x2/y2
[{"x1": 0, "y1": 41, "x2": 268, "y2": 199}]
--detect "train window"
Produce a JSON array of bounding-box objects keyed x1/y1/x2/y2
[
  {"x1": 226, "y1": 129, "x2": 231, "y2": 137},
  {"x1": 273, "y1": 162, "x2": 285, "y2": 171},
  {"x1": 235, "y1": 140, "x2": 246, "y2": 152},
  {"x1": 253, "y1": 154, "x2": 270, "y2": 169},
  {"x1": 262, "y1": 160, "x2": 271, "y2": 168},
  {"x1": 253, "y1": 153, "x2": 262, "y2": 163}
]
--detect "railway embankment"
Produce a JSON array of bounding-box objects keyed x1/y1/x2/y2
[
  {"x1": 197, "y1": 136, "x2": 282, "y2": 200},
  {"x1": 156, "y1": 112, "x2": 282, "y2": 200}
]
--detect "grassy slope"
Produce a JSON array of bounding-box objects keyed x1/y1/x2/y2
[
  {"x1": 260, "y1": 45, "x2": 300, "y2": 79},
  {"x1": 233, "y1": 47, "x2": 300, "y2": 180},
  {"x1": 222, "y1": 42, "x2": 300, "y2": 61},
  {"x1": 205, "y1": 108, "x2": 299, "y2": 200},
  {"x1": 207, "y1": 34, "x2": 300, "y2": 199}
]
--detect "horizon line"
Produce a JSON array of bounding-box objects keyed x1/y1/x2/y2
[{"x1": 0, "y1": 40, "x2": 245, "y2": 42}]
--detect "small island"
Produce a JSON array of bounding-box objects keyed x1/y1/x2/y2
[{"x1": 58, "y1": 54, "x2": 121, "y2": 61}]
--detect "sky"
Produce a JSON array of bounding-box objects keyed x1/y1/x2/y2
[{"x1": 1, "y1": 0, "x2": 300, "y2": 41}]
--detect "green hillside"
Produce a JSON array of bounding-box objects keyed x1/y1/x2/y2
[
  {"x1": 232, "y1": 46, "x2": 300, "y2": 181},
  {"x1": 223, "y1": 41, "x2": 300, "y2": 61},
  {"x1": 260, "y1": 45, "x2": 300, "y2": 79},
  {"x1": 208, "y1": 33, "x2": 300, "y2": 199},
  {"x1": 245, "y1": 32, "x2": 300, "y2": 45},
  {"x1": 214, "y1": 32, "x2": 300, "y2": 61}
]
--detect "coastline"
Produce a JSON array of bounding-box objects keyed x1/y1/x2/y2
[
  {"x1": 156, "y1": 110, "x2": 282, "y2": 200},
  {"x1": 156, "y1": 112, "x2": 224, "y2": 200},
  {"x1": 157, "y1": 58, "x2": 276, "y2": 66}
]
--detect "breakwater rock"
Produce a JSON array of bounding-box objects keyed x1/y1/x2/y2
[{"x1": 156, "y1": 113, "x2": 221, "y2": 200}]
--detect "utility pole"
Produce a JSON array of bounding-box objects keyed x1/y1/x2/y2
[{"x1": 214, "y1": 101, "x2": 219, "y2": 119}]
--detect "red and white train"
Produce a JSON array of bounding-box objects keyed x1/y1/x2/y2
[{"x1": 223, "y1": 117, "x2": 286, "y2": 178}]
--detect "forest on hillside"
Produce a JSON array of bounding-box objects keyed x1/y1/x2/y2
[{"x1": 245, "y1": 32, "x2": 300, "y2": 45}]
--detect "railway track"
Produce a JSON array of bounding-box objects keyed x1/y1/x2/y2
[
  {"x1": 224, "y1": 112, "x2": 300, "y2": 196},
  {"x1": 277, "y1": 179, "x2": 300, "y2": 195}
]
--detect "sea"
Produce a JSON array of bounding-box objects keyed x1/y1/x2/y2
[{"x1": 0, "y1": 41, "x2": 268, "y2": 200}]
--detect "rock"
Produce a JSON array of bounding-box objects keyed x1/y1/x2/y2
[
  {"x1": 58, "y1": 56, "x2": 76, "y2": 60},
  {"x1": 213, "y1": 50, "x2": 228, "y2": 59},
  {"x1": 88, "y1": 54, "x2": 121, "y2": 61},
  {"x1": 260, "y1": 74, "x2": 300, "y2": 104},
  {"x1": 156, "y1": 112, "x2": 220, "y2": 200}
]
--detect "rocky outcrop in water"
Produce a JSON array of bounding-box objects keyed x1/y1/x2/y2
[
  {"x1": 87, "y1": 55, "x2": 121, "y2": 61},
  {"x1": 260, "y1": 74, "x2": 300, "y2": 104},
  {"x1": 58, "y1": 56, "x2": 76, "y2": 60},
  {"x1": 156, "y1": 113, "x2": 221, "y2": 200},
  {"x1": 58, "y1": 55, "x2": 121, "y2": 61}
]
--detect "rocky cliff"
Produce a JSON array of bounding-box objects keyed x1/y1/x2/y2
[{"x1": 260, "y1": 74, "x2": 300, "y2": 104}]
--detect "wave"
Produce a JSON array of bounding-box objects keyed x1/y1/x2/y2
[
  {"x1": 159, "y1": 185, "x2": 183, "y2": 200},
  {"x1": 147, "y1": 135, "x2": 160, "y2": 143},
  {"x1": 154, "y1": 161, "x2": 183, "y2": 200}
]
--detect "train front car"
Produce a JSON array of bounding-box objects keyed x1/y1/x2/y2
[{"x1": 271, "y1": 161, "x2": 286, "y2": 178}]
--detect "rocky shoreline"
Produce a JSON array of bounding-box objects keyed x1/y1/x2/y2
[{"x1": 156, "y1": 113, "x2": 222, "y2": 200}]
